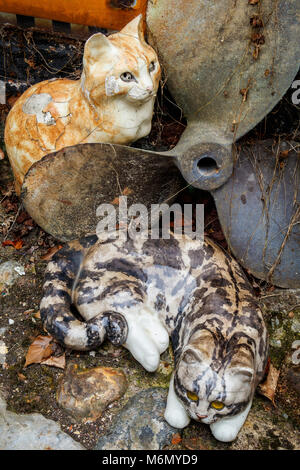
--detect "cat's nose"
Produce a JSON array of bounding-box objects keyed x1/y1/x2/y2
[
  {"x1": 197, "y1": 414, "x2": 208, "y2": 420},
  {"x1": 146, "y1": 86, "x2": 153, "y2": 93}
]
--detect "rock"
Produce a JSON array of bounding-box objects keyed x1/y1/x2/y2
[
  {"x1": 94, "y1": 387, "x2": 179, "y2": 450},
  {"x1": 56, "y1": 363, "x2": 127, "y2": 420},
  {"x1": 0, "y1": 394, "x2": 84, "y2": 450},
  {"x1": 0, "y1": 260, "x2": 25, "y2": 291},
  {"x1": 0, "y1": 340, "x2": 8, "y2": 365}
]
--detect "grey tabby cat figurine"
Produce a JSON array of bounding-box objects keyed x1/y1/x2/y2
[{"x1": 40, "y1": 231, "x2": 268, "y2": 442}]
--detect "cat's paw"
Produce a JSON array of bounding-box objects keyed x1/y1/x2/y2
[
  {"x1": 124, "y1": 327, "x2": 159, "y2": 372},
  {"x1": 209, "y1": 401, "x2": 252, "y2": 442},
  {"x1": 164, "y1": 374, "x2": 190, "y2": 429},
  {"x1": 209, "y1": 421, "x2": 240, "y2": 442},
  {"x1": 121, "y1": 309, "x2": 169, "y2": 372},
  {"x1": 142, "y1": 315, "x2": 169, "y2": 354}
]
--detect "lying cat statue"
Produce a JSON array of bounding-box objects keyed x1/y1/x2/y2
[
  {"x1": 40, "y1": 231, "x2": 268, "y2": 442},
  {"x1": 4, "y1": 15, "x2": 161, "y2": 193}
]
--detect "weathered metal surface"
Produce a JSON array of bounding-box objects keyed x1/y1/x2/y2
[
  {"x1": 213, "y1": 140, "x2": 300, "y2": 288},
  {"x1": 147, "y1": 0, "x2": 300, "y2": 190},
  {"x1": 0, "y1": 0, "x2": 147, "y2": 30},
  {"x1": 21, "y1": 143, "x2": 183, "y2": 241}
]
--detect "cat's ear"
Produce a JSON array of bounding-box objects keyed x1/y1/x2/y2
[
  {"x1": 120, "y1": 14, "x2": 145, "y2": 44},
  {"x1": 84, "y1": 33, "x2": 116, "y2": 65}
]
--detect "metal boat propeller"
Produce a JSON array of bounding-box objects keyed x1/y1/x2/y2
[{"x1": 22, "y1": 0, "x2": 300, "y2": 286}]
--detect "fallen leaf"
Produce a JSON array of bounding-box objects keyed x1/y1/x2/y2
[
  {"x1": 182, "y1": 437, "x2": 209, "y2": 450},
  {"x1": 258, "y1": 363, "x2": 280, "y2": 405},
  {"x1": 23, "y1": 309, "x2": 35, "y2": 315},
  {"x1": 41, "y1": 245, "x2": 63, "y2": 260},
  {"x1": 41, "y1": 353, "x2": 66, "y2": 369},
  {"x1": 17, "y1": 373, "x2": 26, "y2": 381},
  {"x1": 24, "y1": 335, "x2": 53, "y2": 367},
  {"x1": 111, "y1": 196, "x2": 120, "y2": 205},
  {"x1": 2, "y1": 239, "x2": 24, "y2": 250},
  {"x1": 171, "y1": 433, "x2": 182, "y2": 445},
  {"x1": 122, "y1": 187, "x2": 133, "y2": 196}
]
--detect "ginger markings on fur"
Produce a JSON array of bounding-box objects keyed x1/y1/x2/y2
[{"x1": 4, "y1": 15, "x2": 161, "y2": 193}]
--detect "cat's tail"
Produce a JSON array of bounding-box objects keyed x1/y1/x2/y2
[{"x1": 40, "y1": 235, "x2": 128, "y2": 350}]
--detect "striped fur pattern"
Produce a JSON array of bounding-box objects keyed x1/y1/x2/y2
[{"x1": 40, "y1": 231, "x2": 268, "y2": 439}]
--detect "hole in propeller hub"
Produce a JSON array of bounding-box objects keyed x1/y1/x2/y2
[{"x1": 197, "y1": 156, "x2": 218, "y2": 176}]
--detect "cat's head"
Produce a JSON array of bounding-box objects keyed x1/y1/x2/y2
[
  {"x1": 81, "y1": 15, "x2": 161, "y2": 105},
  {"x1": 174, "y1": 330, "x2": 255, "y2": 425}
]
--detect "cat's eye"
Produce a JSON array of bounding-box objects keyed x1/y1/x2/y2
[
  {"x1": 120, "y1": 72, "x2": 135, "y2": 82},
  {"x1": 149, "y1": 61, "x2": 156, "y2": 72},
  {"x1": 211, "y1": 401, "x2": 225, "y2": 410},
  {"x1": 186, "y1": 390, "x2": 198, "y2": 402}
]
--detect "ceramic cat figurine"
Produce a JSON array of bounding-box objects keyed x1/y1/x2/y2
[
  {"x1": 40, "y1": 231, "x2": 268, "y2": 442},
  {"x1": 4, "y1": 15, "x2": 161, "y2": 194}
]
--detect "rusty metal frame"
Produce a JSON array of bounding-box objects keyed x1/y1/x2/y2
[{"x1": 0, "y1": 0, "x2": 148, "y2": 30}]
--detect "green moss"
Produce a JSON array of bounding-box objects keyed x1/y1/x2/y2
[{"x1": 266, "y1": 310, "x2": 300, "y2": 368}]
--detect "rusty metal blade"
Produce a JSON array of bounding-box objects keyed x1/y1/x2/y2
[{"x1": 21, "y1": 142, "x2": 183, "y2": 241}]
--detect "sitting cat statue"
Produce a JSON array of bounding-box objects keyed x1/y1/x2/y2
[
  {"x1": 40, "y1": 231, "x2": 268, "y2": 442},
  {"x1": 4, "y1": 15, "x2": 161, "y2": 193}
]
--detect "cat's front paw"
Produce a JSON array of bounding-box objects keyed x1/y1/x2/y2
[
  {"x1": 164, "y1": 374, "x2": 190, "y2": 429},
  {"x1": 209, "y1": 401, "x2": 252, "y2": 442},
  {"x1": 210, "y1": 421, "x2": 240, "y2": 442},
  {"x1": 123, "y1": 311, "x2": 169, "y2": 372}
]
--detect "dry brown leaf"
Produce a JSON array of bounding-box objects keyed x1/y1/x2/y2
[
  {"x1": 182, "y1": 437, "x2": 209, "y2": 451},
  {"x1": 2, "y1": 239, "x2": 24, "y2": 250},
  {"x1": 24, "y1": 309, "x2": 35, "y2": 315},
  {"x1": 171, "y1": 433, "x2": 182, "y2": 445},
  {"x1": 41, "y1": 245, "x2": 63, "y2": 260},
  {"x1": 41, "y1": 353, "x2": 66, "y2": 369},
  {"x1": 17, "y1": 372, "x2": 26, "y2": 381},
  {"x1": 24, "y1": 335, "x2": 53, "y2": 367},
  {"x1": 122, "y1": 187, "x2": 133, "y2": 196},
  {"x1": 258, "y1": 363, "x2": 280, "y2": 405},
  {"x1": 111, "y1": 196, "x2": 120, "y2": 205}
]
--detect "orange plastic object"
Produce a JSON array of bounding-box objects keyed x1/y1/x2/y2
[{"x1": 0, "y1": 0, "x2": 148, "y2": 30}]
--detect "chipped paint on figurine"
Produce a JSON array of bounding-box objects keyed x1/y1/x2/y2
[{"x1": 4, "y1": 15, "x2": 161, "y2": 193}]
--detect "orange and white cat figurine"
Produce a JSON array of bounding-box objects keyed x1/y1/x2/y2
[{"x1": 4, "y1": 15, "x2": 161, "y2": 194}]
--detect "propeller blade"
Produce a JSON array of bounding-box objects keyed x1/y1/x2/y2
[{"x1": 21, "y1": 142, "x2": 183, "y2": 241}]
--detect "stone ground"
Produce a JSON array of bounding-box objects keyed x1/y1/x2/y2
[{"x1": 0, "y1": 68, "x2": 299, "y2": 450}]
